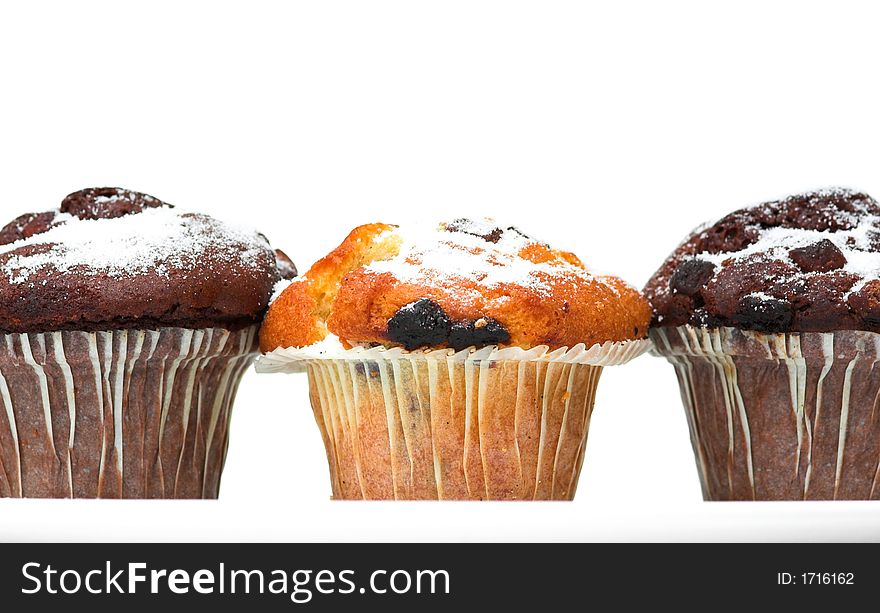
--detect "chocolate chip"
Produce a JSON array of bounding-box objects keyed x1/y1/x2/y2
[
  {"x1": 0, "y1": 211, "x2": 61, "y2": 246},
  {"x1": 669, "y1": 259, "x2": 716, "y2": 296},
  {"x1": 448, "y1": 317, "x2": 511, "y2": 350},
  {"x1": 387, "y1": 299, "x2": 451, "y2": 350},
  {"x1": 701, "y1": 258, "x2": 798, "y2": 321},
  {"x1": 734, "y1": 295, "x2": 793, "y2": 332},
  {"x1": 274, "y1": 249, "x2": 298, "y2": 280},
  {"x1": 61, "y1": 187, "x2": 169, "y2": 220},
  {"x1": 788, "y1": 239, "x2": 846, "y2": 273}
]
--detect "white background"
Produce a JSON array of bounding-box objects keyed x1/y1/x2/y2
[{"x1": 1, "y1": 0, "x2": 880, "y2": 541}]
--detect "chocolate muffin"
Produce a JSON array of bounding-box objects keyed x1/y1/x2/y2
[
  {"x1": 646, "y1": 188, "x2": 880, "y2": 500},
  {"x1": 258, "y1": 219, "x2": 650, "y2": 500},
  {"x1": 0, "y1": 188, "x2": 291, "y2": 498}
]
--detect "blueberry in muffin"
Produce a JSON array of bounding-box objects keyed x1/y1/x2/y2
[{"x1": 258, "y1": 218, "x2": 650, "y2": 500}]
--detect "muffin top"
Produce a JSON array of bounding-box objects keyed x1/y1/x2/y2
[
  {"x1": 0, "y1": 187, "x2": 295, "y2": 333},
  {"x1": 645, "y1": 187, "x2": 880, "y2": 333},
  {"x1": 260, "y1": 218, "x2": 651, "y2": 352}
]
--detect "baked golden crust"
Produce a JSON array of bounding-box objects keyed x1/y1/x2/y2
[
  {"x1": 260, "y1": 219, "x2": 651, "y2": 352},
  {"x1": 259, "y1": 223, "x2": 397, "y2": 350}
]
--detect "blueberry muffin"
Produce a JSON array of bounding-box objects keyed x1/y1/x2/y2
[
  {"x1": 259, "y1": 219, "x2": 650, "y2": 500},
  {"x1": 0, "y1": 187, "x2": 293, "y2": 498},
  {"x1": 646, "y1": 188, "x2": 880, "y2": 500},
  {"x1": 261, "y1": 219, "x2": 649, "y2": 351}
]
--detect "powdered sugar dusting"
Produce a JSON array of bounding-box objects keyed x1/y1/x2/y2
[
  {"x1": 92, "y1": 191, "x2": 159, "y2": 206},
  {"x1": 696, "y1": 212, "x2": 880, "y2": 298},
  {"x1": 364, "y1": 218, "x2": 614, "y2": 298},
  {"x1": 692, "y1": 188, "x2": 880, "y2": 300},
  {"x1": 1, "y1": 207, "x2": 271, "y2": 285}
]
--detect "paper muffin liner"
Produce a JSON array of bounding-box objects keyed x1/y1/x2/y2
[
  {"x1": 651, "y1": 325, "x2": 880, "y2": 501},
  {"x1": 0, "y1": 325, "x2": 258, "y2": 499},
  {"x1": 258, "y1": 338, "x2": 650, "y2": 500}
]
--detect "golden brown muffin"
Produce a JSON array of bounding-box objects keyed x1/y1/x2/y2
[{"x1": 261, "y1": 218, "x2": 650, "y2": 353}]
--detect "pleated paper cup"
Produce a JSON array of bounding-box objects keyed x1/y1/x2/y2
[
  {"x1": 652, "y1": 325, "x2": 880, "y2": 501},
  {"x1": 258, "y1": 338, "x2": 649, "y2": 500},
  {"x1": 0, "y1": 325, "x2": 258, "y2": 499}
]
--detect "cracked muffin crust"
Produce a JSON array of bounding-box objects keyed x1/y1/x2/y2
[
  {"x1": 0, "y1": 187, "x2": 293, "y2": 333},
  {"x1": 644, "y1": 188, "x2": 880, "y2": 333},
  {"x1": 260, "y1": 218, "x2": 651, "y2": 352}
]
